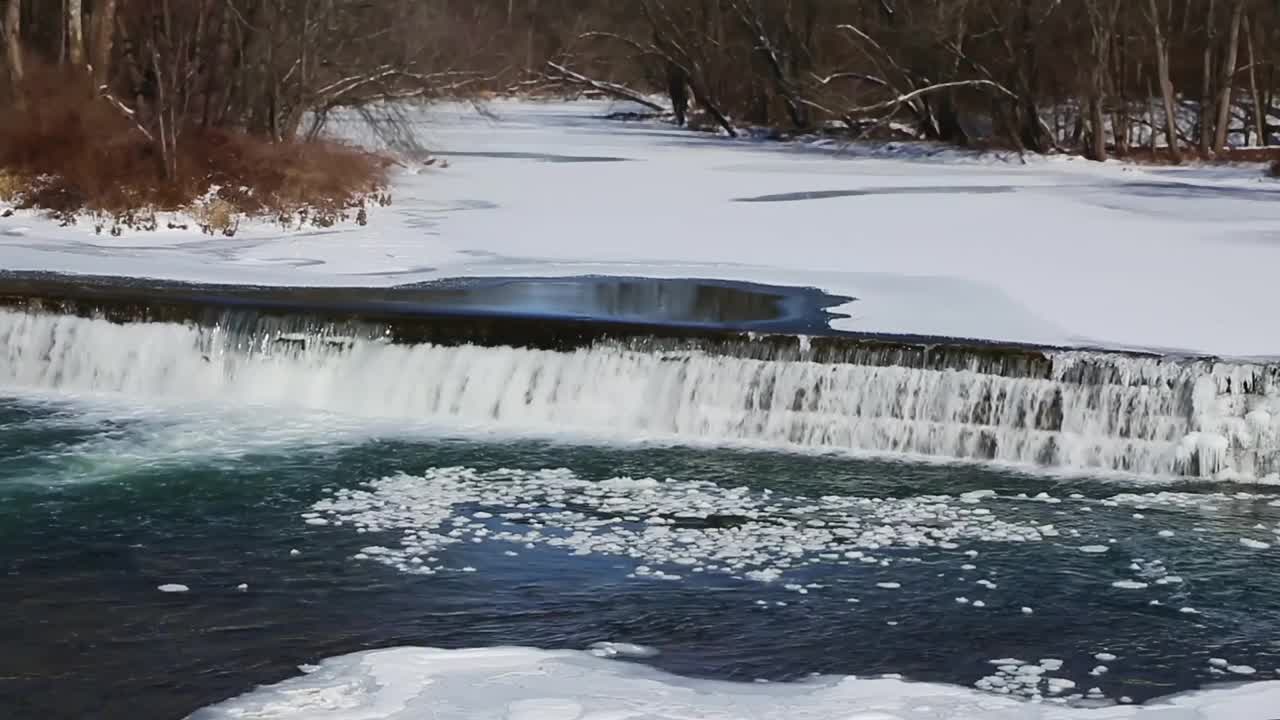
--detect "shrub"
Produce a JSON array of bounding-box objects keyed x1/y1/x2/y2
[{"x1": 0, "y1": 67, "x2": 391, "y2": 233}]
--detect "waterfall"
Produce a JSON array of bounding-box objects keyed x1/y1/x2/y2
[{"x1": 1, "y1": 308, "x2": 1276, "y2": 480}]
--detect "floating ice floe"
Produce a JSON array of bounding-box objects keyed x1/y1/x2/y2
[
  {"x1": 1111, "y1": 580, "x2": 1149, "y2": 590},
  {"x1": 310, "y1": 467, "x2": 1058, "y2": 586},
  {"x1": 588, "y1": 642, "x2": 659, "y2": 659}
]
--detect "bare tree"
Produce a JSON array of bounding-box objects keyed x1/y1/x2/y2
[
  {"x1": 1244, "y1": 13, "x2": 1266, "y2": 145},
  {"x1": 67, "y1": 0, "x2": 86, "y2": 67},
  {"x1": 1147, "y1": 0, "x2": 1182, "y2": 160},
  {"x1": 1213, "y1": 0, "x2": 1246, "y2": 151},
  {"x1": 90, "y1": 0, "x2": 120, "y2": 89},
  {"x1": 1085, "y1": 0, "x2": 1120, "y2": 160},
  {"x1": 4, "y1": 0, "x2": 22, "y2": 104}
]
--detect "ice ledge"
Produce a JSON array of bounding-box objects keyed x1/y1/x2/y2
[{"x1": 190, "y1": 645, "x2": 1280, "y2": 720}]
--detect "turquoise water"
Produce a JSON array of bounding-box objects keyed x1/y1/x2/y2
[{"x1": 4, "y1": 393, "x2": 1280, "y2": 719}]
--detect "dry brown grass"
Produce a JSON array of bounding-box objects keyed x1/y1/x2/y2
[
  {"x1": 1120, "y1": 145, "x2": 1280, "y2": 166},
  {"x1": 0, "y1": 67, "x2": 391, "y2": 234}
]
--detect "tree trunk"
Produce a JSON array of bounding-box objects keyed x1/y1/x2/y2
[
  {"x1": 89, "y1": 0, "x2": 118, "y2": 88},
  {"x1": 4, "y1": 0, "x2": 22, "y2": 105},
  {"x1": 1147, "y1": 0, "x2": 1182, "y2": 161},
  {"x1": 525, "y1": 0, "x2": 537, "y2": 72},
  {"x1": 1016, "y1": 0, "x2": 1047, "y2": 152},
  {"x1": 1199, "y1": 0, "x2": 1217, "y2": 154},
  {"x1": 1244, "y1": 14, "x2": 1265, "y2": 146},
  {"x1": 1212, "y1": 0, "x2": 1244, "y2": 152},
  {"x1": 1148, "y1": 88, "x2": 1159, "y2": 152},
  {"x1": 1088, "y1": 96, "x2": 1107, "y2": 161},
  {"x1": 1085, "y1": 0, "x2": 1115, "y2": 161},
  {"x1": 67, "y1": 0, "x2": 85, "y2": 67}
]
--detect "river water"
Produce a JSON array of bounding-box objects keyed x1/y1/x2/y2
[
  {"x1": 2, "y1": 391, "x2": 1279, "y2": 718},
  {"x1": 2, "y1": 299, "x2": 1280, "y2": 719}
]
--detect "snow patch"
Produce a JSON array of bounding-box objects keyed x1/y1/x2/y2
[{"x1": 192, "y1": 645, "x2": 1280, "y2": 720}]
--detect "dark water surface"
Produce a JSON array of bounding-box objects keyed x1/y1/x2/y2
[
  {"x1": 0, "y1": 272, "x2": 851, "y2": 334},
  {"x1": 2, "y1": 395, "x2": 1279, "y2": 720}
]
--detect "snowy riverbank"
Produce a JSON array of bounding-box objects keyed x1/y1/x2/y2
[{"x1": 3, "y1": 99, "x2": 1279, "y2": 357}]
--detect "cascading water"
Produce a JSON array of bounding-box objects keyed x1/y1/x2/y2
[{"x1": 1, "y1": 308, "x2": 1277, "y2": 480}]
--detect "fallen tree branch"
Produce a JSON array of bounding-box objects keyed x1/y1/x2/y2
[
  {"x1": 98, "y1": 85, "x2": 155, "y2": 143},
  {"x1": 843, "y1": 79, "x2": 1016, "y2": 116},
  {"x1": 544, "y1": 61, "x2": 667, "y2": 112}
]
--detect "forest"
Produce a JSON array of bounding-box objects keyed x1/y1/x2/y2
[{"x1": 1, "y1": 1, "x2": 1278, "y2": 222}]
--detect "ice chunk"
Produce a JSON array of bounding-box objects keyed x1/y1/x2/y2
[
  {"x1": 157, "y1": 584, "x2": 189, "y2": 593},
  {"x1": 588, "y1": 642, "x2": 659, "y2": 659},
  {"x1": 1111, "y1": 580, "x2": 1149, "y2": 590}
]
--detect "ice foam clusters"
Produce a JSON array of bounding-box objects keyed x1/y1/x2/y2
[
  {"x1": 191, "y1": 646, "x2": 1280, "y2": 720},
  {"x1": 311, "y1": 467, "x2": 1052, "y2": 583},
  {"x1": 4, "y1": 309, "x2": 1279, "y2": 480},
  {"x1": 975, "y1": 659, "x2": 1083, "y2": 702},
  {"x1": 1107, "y1": 489, "x2": 1280, "y2": 511}
]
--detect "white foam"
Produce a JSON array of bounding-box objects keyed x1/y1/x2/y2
[
  {"x1": 191, "y1": 646, "x2": 1280, "y2": 720},
  {"x1": 2, "y1": 310, "x2": 1277, "y2": 480},
  {"x1": 158, "y1": 584, "x2": 189, "y2": 593}
]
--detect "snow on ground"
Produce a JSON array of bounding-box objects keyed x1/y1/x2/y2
[
  {"x1": 4, "y1": 99, "x2": 1280, "y2": 357},
  {"x1": 192, "y1": 645, "x2": 1280, "y2": 719}
]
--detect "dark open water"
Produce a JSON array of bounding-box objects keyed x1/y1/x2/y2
[{"x1": 2, "y1": 394, "x2": 1279, "y2": 719}]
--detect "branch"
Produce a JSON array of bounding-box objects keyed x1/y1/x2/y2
[
  {"x1": 811, "y1": 71, "x2": 890, "y2": 89},
  {"x1": 843, "y1": 79, "x2": 1016, "y2": 116},
  {"x1": 98, "y1": 85, "x2": 154, "y2": 143},
  {"x1": 577, "y1": 31, "x2": 653, "y2": 59},
  {"x1": 544, "y1": 61, "x2": 667, "y2": 112}
]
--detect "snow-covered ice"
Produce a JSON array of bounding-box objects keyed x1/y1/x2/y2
[
  {"x1": 191, "y1": 645, "x2": 1280, "y2": 720},
  {"x1": 5, "y1": 99, "x2": 1280, "y2": 356}
]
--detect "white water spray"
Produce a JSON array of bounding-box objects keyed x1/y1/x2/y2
[{"x1": 1, "y1": 309, "x2": 1276, "y2": 479}]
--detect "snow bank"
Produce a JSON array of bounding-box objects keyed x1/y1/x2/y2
[
  {"x1": 190, "y1": 645, "x2": 1280, "y2": 719},
  {"x1": 5, "y1": 99, "x2": 1280, "y2": 356}
]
